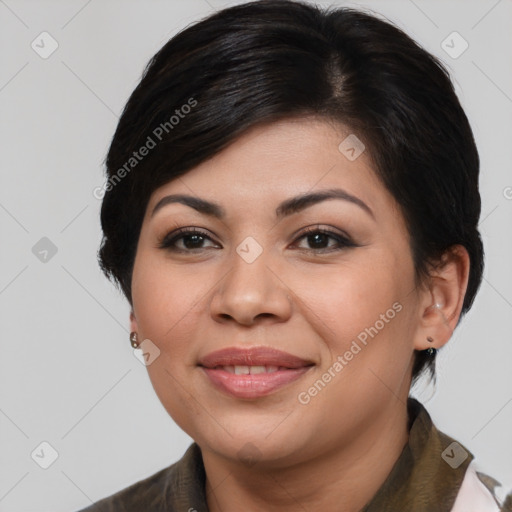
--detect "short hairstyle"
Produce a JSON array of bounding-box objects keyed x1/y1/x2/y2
[{"x1": 98, "y1": 0, "x2": 484, "y2": 383}]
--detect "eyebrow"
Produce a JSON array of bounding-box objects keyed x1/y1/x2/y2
[{"x1": 151, "y1": 188, "x2": 374, "y2": 220}]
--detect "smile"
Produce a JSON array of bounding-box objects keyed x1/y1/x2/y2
[
  {"x1": 198, "y1": 346, "x2": 314, "y2": 399},
  {"x1": 201, "y1": 366, "x2": 312, "y2": 399}
]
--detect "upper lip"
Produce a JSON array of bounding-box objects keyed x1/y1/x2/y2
[{"x1": 198, "y1": 347, "x2": 314, "y2": 369}]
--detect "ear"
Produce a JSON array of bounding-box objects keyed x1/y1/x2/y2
[
  {"x1": 413, "y1": 245, "x2": 470, "y2": 351},
  {"x1": 130, "y1": 310, "x2": 138, "y2": 334}
]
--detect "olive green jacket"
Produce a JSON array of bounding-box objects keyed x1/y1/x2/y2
[{"x1": 76, "y1": 398, "x2": 510, "y2": 511}]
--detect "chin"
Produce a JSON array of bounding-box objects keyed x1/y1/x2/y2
[{"x1": 194, "y1": 416, "x2": 314, "y2": 466}]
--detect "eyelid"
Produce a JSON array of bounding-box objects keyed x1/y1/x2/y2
[
  {"x1": 293, "y1": 224, "x2": 352, "y2": 241},
  {"x1": 157, "y1": 226, "x2": 218, "y2": 248},
  {"x1": 292, "y1": 225, "x2": 357, "y2": 251}
]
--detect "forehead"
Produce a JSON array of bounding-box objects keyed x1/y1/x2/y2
[{"x1": 146, "y1": 117, "x2": 399, "y2": 221}]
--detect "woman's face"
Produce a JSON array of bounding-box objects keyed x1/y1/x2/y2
[{"x1": 130, "y1": 117, "x2": 428, "y2": 466}]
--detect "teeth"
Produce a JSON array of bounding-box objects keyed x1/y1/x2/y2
[
  {"x1": 249, "y1": 365, "x2": 267, "y2": 374},
  {"x1": 218, "y1": 365, "x2": 281, "y2": 374}
]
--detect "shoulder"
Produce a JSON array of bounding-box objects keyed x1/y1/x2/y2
[
  {"x1": 74, "y1": 463, "x2": 176, "y2": 512},
  {"x1": 73, "y1": 443, "x2": 205, "y2": 512},
  {"x1": 451, "y1": 461, "x2": 507, "y2": 512},
  {"x1": 402, "y1": 399, "x2": 509, "y2": 512}
]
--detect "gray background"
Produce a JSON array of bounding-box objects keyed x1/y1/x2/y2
[{"x1": 0, "y1": 0, "x2": 511, "y2": 511}]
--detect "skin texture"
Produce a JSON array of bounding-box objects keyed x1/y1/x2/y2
[{"x1": 129, "y1": 117, "x2": 470, "y2": 511}]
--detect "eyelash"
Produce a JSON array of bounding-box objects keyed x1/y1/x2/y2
[{"x1": 157, "y1": 225, "x2": 358, "y2": 254}]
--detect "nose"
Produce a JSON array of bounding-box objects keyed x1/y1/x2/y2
[{"x1": 209, "y1": 247, "x2": 293, "y2": 326}]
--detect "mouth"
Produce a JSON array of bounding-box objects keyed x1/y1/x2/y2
[
  {"x1": 198, "y1": 346, "x2": 315, "y2": 399},
  {"x1": 199, "y1": 346, "x2": 313, "y2": 369}
]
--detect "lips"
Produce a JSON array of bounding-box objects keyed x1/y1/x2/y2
[
  {"x1": 198, "y1": 347, "x2": 314, "y2": 399},
  {"x1": 198, "y1": 346, "x2": 313, "y2": 369}
]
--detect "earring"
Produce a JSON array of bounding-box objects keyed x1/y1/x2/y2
[
  {"x1": 130, "y1": 331, "x2": 140, "y2": 349},
  {"x1": 425, "y1": 335, "x2": 436, "y2": 356}
]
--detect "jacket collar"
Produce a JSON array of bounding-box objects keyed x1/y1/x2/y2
[{"x1": 362, "y1": 397, "x2": 473, "y2": 511}]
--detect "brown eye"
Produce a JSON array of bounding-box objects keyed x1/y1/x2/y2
[
  {"x1": 293, "y1": 226, "x2": 357, "y2": 252},
  {"x1": 158, "y1": 228, "x2": 219, "y2": 251}
]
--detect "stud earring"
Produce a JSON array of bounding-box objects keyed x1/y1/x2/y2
[
  {"x1": 130, "y1": 331, "x2": 140, "y2": 349},
  {"x1": 425, "y1": 336, "x2": 436, "y2": 356}
]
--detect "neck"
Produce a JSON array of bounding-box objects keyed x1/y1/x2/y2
[{"x1": 203, "y1": 399, "x2": 410, "y2": 512}]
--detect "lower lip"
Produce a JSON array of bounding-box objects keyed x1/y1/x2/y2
[{"x1": 201, "y1": 366, "x2": 312, "y2": 399}]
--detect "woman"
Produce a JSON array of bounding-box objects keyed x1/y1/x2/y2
[{"x1": 77, "y1": 0, "x2": 510, "y2": 510}]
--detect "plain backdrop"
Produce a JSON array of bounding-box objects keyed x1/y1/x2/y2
[{"x1": 0, "y1": 1, "x2": 511, "y2": 511}]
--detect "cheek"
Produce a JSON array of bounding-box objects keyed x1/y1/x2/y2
[
  {"x1": 289, "y1": 255, "x2": 411, "y2": 350},
  {"x1": 290, "y1": 255, "x2": 418, "y2": 410},
  {"x1": 131, "y1": 252, "x2": 202, "y2": 357},
  {"x1": 293, "y1": 267, "x2": 416, "y2": 420},
  {"x1": 131, "y1": 254, "x2": 209, "y2": 432}
]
